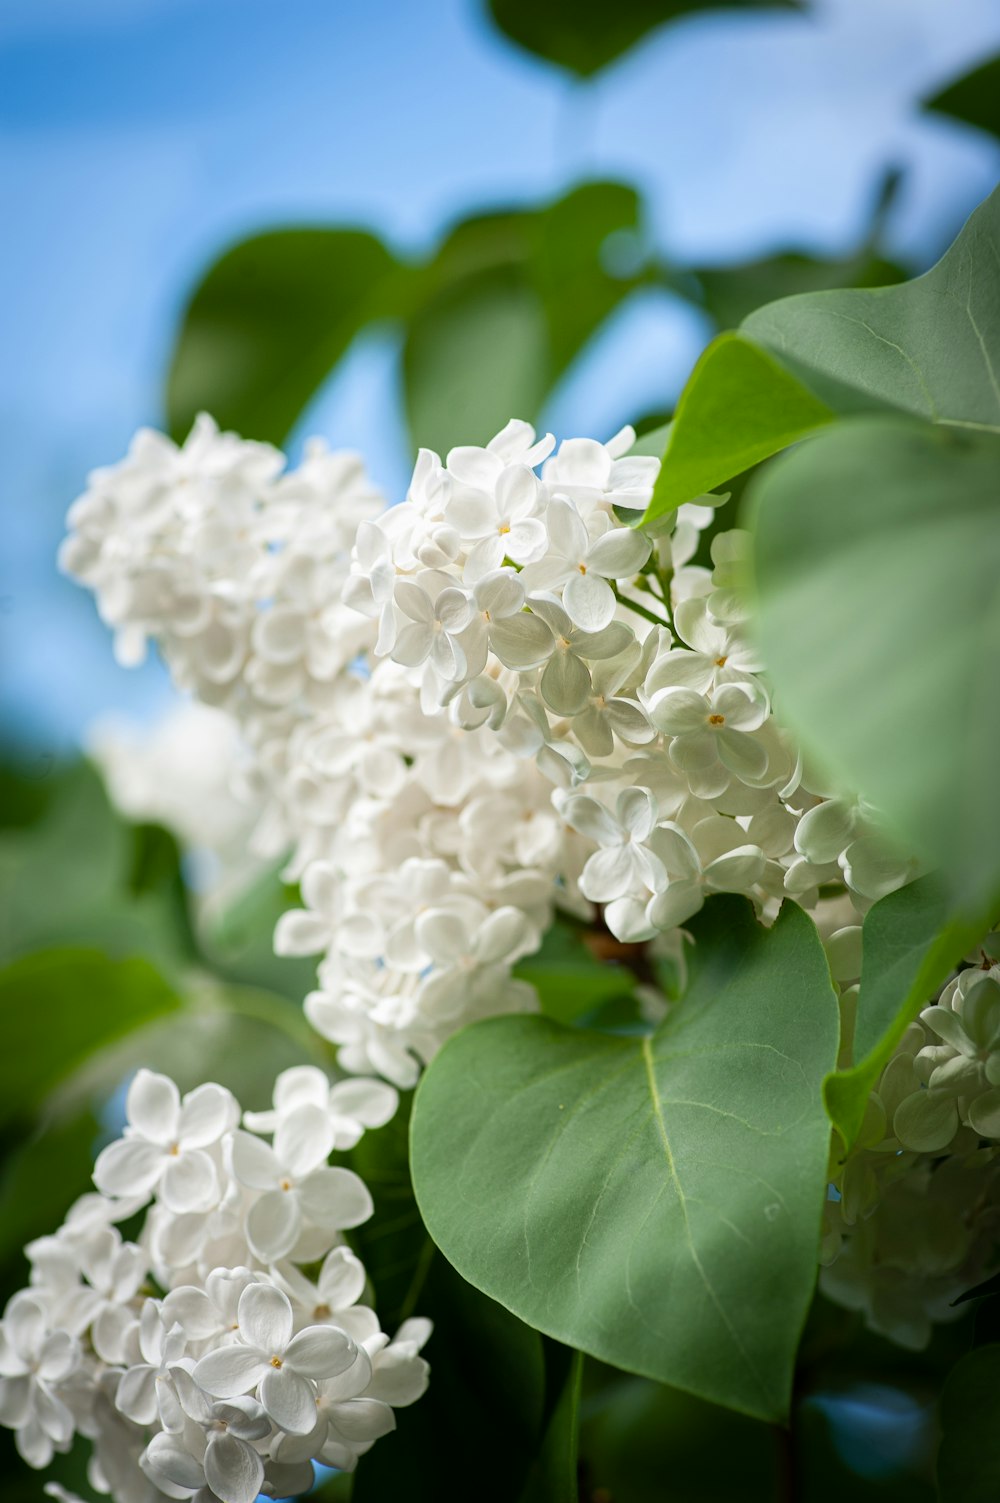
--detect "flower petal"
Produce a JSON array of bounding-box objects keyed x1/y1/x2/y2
[
  {"x1": 284, "y1": 1324, "x2": 357, "y2": 1380},
  {"x1": 259, "y1": 1364, "x2": 318, "y2": 1435},
  {"x1": 127, "y1": 1069, "x2": 179, "y2": 1144}
]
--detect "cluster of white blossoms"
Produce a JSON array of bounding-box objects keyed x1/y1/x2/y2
[
  {"x1": 61, "y1": 412, "x2": 1000, "y2": 1355},
  {"x1": 820, "y1": 936, "x2": 1000, "y2": 1348},
  {"x1": 0, "y1": 1068, "x2": 428, "y2": 1500},
  {"x1": 62, "y1": 414, "x2": 918, "y2": 1086}
]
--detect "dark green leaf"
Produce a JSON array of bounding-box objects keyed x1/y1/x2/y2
[
  {"x1": 514, "y1": 917, "x2": 637, "y2": 1025},
  {"x1": 519, "y1": 1345, "x2": 583, "y2": 1503},
  {"x1": 167, "y1": 229, "x2": 407, "y2": 445},
  {"x1": 925, "y1": 54, "x2": 1000, "y2": 142},
  {"x1": 0, "y1": 948, "x2": 181, "y2": 1127},
  {"x1": 937, "y1": 1345, "x2": 1000, "y2": 1501},
  {"x1": 824, "y1": 877, "x2": 995, "y2": 1147},
  {"x1": 751, "y1": 416, "x2": 1000, "y2": 911},
  {"x1": 0, "y1": 1107, "x2": 101, "y2": 1271},
  {"x1": 411, "y1": 898, "x2": 839, "y2": 1421},
  {"x1": 486, "y1": 0, "x2": 802, "y2": 78}
]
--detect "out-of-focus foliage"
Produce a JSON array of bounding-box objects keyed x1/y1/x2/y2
[
  {"x1": 484, "y1": 0, "x2": 803, "y2": 78},
  {"x1": 925, "y1": 54, "x2": 1000, "y2": 142},
  {"x1": 937, "y1": 1344, "x2": 1000, "y2": 1501},
  {"x1": 751, "y1": 418, "x2": 1000, "y2": 912}
]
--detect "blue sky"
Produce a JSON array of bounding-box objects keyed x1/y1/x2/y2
[{"x1": 2, "y1": 0, "x2": 999, "y2": 750}]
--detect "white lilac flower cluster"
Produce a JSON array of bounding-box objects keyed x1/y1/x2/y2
[
  {"x1": 0, "y1": 1068, "x2": 429, "y2": 1501},
  {"x1": 62, "y1": 414, "x2": 916, "y2": 1090},
  {"x1": 819, "y1": 935, "x2": 1000, "y2": 1349}
]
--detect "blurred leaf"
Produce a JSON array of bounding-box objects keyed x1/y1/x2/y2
[
  {"x1": 197, "y1": 863, "x2": 319, "y2": 1003},
  {"x1": 347, "y1": 1095, "x2": 566, "y2": 1503},
  {"x1": 403, "y1": 182, "x2": 645, "y2": 452},
  {"x1": 519, "y1": 1345, "x2": 583, "y2": 1503},
  {"x1": 751, "y1": 416, "x2": 1000, "y2": 912},
  {"x1": 696, "y1": 245, "x2": 905, "y2": 332},
  {"x1": 643, "y1": 183, "x2": 1000, "y2": 519},
  {"x1": 486, "y1": 0, "x2": 802, "y2": 78},
  {"x1": 579, "y1": 1370, "x2": 779, "y2": 1501},
  {"x1": 0, "y1": 762, "x2": 193, "y2": 972},
  {"x1": 824, "y1": 876, "x2": 994, "y2": 1147},
  {"x1": 642, "y1": 332, "x2": 834, "y2": 519},
  {"x1": 0, "y1": 948, "x2": 180, "y2": 1128},
  {"x1": 73, "y1": 979, "x2": 325, "y2": 1114},
  {"x1": 0, "y1": 1106, "x2": 101, "y2": 1272},
  {"x1": 514, "y1": 917, "x2": 637, "y2": 1025},
  {"x1": 925, "y1": 54, "x2": 1000, "y2": 141},
  {"x1": 404, "y1": 267, "x2": 549, "y2": 455},
  {"x1": 167, "y1": 229, "x2": 408, "y2": 445},
  {"x1": 937, "y1": 1345, "x2": 1000, "y2": 1501},
  {"x1": 411, "y1": 898, "x2": 839, "y2": 1422}
]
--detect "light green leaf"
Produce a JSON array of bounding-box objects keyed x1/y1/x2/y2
[
  {"x1": 411, "y1": 898, "x2": 839, "y2": 1421},
  {"x1": 167, "y1": 229, "x2": 407, "y2": 445},
  {"x1": 0, "y1": 949, "x2": 181, "y2": 1127},
  {"x1": 642, "y1": 333, "x2": 834, "y2": 520},
  {"x1": 937, "y1": 1344, "x2": 1000, "y2": 1502},
  {"x1": 823, "y1": 876, "x2": 996, "y2": 1147},
  {"x1": 643, "y1": 183, "x2": 1000, "y2": 519},
  {"x1": 485, "y1": 0, "x2": 802, "y2": 78},
  {"x1": 742, "y1": 184, "x2": 1000, "y2": 429},
  {"x1": 751, "y1": 416, "x2": 1000, "y2": 910}
]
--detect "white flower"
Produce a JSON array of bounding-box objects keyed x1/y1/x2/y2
[
  {"x1": 243, "y1": 1066, "x2": 398, "y2": 1150},
  {"x1": 390, "y1": 573, "x2": 475, "y2": 681},
  {"x1": 541, "y1": 426, "x2": 657, "y2": 514},
  {"x1": 461, "y1": 571, "x2": 555, "y2": 674},
  {"x1": 647, "y1": 681, "x2": 769, "y2": 798},
  {"x1": 415, "y1": 905, "x2": 540, "y2": 1022},
  {"x1": 529, "y1": 597, "x2": 634, "y2": 716},
  {"x1": 193, "y1": 1283, "x2": 357, "y2": 1435},
  {"x1": 115, "y1": 1301, "x2": 189, "y2": 1432},
  {"x1": 144, "y1": 1372, "x2": 271, "y2": 1503},
  {"x1": 520, "y1": 498, "x2": 651, "y2": 631},
  {"x1": 0, "y1": 1293, "x2": 79, "y2": 1468},
  {"x1": 445, "y1": 465, "x2": 547, "y2": 581},
  {"x1": 94, "y1": 1071, "x2": 239, "y2": 1214},
  {"x1": 271, "y1": 1247, "x2": 379, "y2": 1344},
  {"x1": 227, "y1": 1119, "x2": 373, "y2": 1261},
  {"x1": 561, "y1": 787, "x2": 665, "y2": 906},
  {"x1": 644, "y1": 596, "x2": 761, "y2": 693}
]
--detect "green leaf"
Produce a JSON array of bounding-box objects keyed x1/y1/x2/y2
[
  {"x1": 411, "y1": 898, "x2": 839, "y2": 1421},
  {"x1": 643, "y1": 183, "x2": 1000, "y2": 519},
  {"x1": 579, "y1": 1371, "x2": 780, "y2": 1502},
  {"x1": 166, "y1": 229, "x2": 407, "y2": 445},
  {"x1": 642, "y1": 333, "x2": 835, "y2": 521},
  {"x1": 937, "y1": 1345, "x2": 1000, "y2": 1501},
  {"x1": 823, "y1": 876, "x2": 995, "y2": 1147},
  {"x1": 514, "y1": 918, "x2": 637, "y2": 1026},
  {"x1": 741, "y1": 185, "x2": 1000, "y2": 429},
  {"x1": 925, "y1": 54, "x2": 1000, "y2": 142},
  {"x1": 0, "y1": 1106, "x2": 102, "y2": 1271},
  {"x1": 0, "y1": 948, "x2": 181, "y2": 1127},
  {"x1": 403, "y1": 182, "x2": 644, "y2": 453},
  {"x1": 751, "y1": 416, "x2": 1000, "y2": 910},
  {"x1": 486, "y1": 0, "x2": 801, "y2": 78},
  {"x1": 196, "y1": 863, "x2": 319, "y2": 1003},
  {"x1": 518, "y1": 1345, "x2": 583, "y2": 1503}
]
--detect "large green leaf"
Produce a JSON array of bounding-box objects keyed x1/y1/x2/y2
[
  {"x1": 0, "y1": 948, "x2": 181, "y2": 1127},
  {"x1": 937, "y1": 1345, "x2": 1000, "y2": 1501},
  {"x1": 167, "y1": 229, "x2": 408, "y2": 445},
  {"x1": 751, "y1": 416, "x2": 1000, "y2": 910},
  {"x1": 925, "y1": 55, "x2": 1000, "y2": 142},
  {"x1": 823, "y1": 877, "x2": 995, "y2": 1148},
  {"x1": 643, "y1": 184, "x2": 1000, "y2": 520},
  {"x1": 403, "y1": 183, "x2": 644, "y2": 453},
  {"x1": 411, "y1": 898, "x2": 839, "y2": 1421},
  {"x1": 485, "y1": 0, "x2": 801, "y2": 78}
]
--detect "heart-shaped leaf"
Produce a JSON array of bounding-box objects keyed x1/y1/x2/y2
[{"x1": 411, "y1": 898, "x2": 839, "y2": 1421}]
